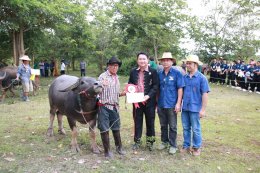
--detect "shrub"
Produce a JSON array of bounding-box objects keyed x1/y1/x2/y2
[{"x1": 118, "y1": 57, "x2": 137, "y2": 76}]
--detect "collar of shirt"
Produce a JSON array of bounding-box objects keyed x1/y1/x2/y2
[
  {"x1": 136, "y1": 66, "x2": 149, "y2": 72},
  {"x1": 160, "y1": 67, "x2": 174, "y2": 75},
  {"x1": 185, "y1": 71, "x2": 199, "y2": 78},
  {"x1": 106, "y1": 70, "x2": 118, "y2": 77}
]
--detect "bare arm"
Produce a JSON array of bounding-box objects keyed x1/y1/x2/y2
[
  {"x1": 199, "y1": 93, "x2": 208, "y2": 118},
  {"x1": 175, "y1": 88, "x2": 183, "y2": 113}
]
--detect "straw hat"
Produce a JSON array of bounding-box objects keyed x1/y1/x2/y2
[
  {"x1": 183, "y1": 54, "x2": 203, "y2": 65},
  {"x1": 158, "y1": 52, "x2": 175, "y2": 60},
  {"x1": 19, "y1": 55, "x2": 31, "y2": 61}
]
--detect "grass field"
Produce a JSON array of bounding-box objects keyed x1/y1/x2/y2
[{"x1": 0, "y1": 70, "x2": 259, "y2": 173}]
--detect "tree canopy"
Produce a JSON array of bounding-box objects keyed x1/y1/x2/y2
[{"x1": 0, "y1": 0, "x2": 259, "y2": 69}]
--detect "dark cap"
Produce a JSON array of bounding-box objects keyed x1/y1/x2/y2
[{"x1": 107, "y1": 57, "x2": 122, "y2": 67}]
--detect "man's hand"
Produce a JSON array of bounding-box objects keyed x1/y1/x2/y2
[
  {"x1": 119, "y1": 90, "x2": 126, "y2": 97},
  {"x1": 174, "y1": 103, "x2": 181, "y2": 113},
  {"x1": 143, "y1": 95, "x2": 150, "y2": 102},
  {"x1": 101, "y1": 79, "x2": 109, "y2": 86},
  {"x1": 199, "y1": 109, "x2": 206, "y2": 118}
]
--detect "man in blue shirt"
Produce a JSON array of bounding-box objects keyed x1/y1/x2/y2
[
  {"x1": 16, "y1": 55, "x2": 33, "y2": 101},
  {"x1": 181, "y1": 55, "x2": 210, "y2": 156},
  {"x1": 157, "y1": 52, "x2": 185, "y2": 154}
]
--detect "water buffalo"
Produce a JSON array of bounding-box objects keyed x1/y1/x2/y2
[
  {"x1": 47, "y1": 75, "x2": 103, "y2": 153},
  {"x1": 0, "y1": 66, "x2": 18, "y2": 102}
]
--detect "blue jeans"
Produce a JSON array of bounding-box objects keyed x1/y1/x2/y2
[
  {"x1": 181, "y1": 111, "x2": 202, "y2": 149},
  {"x1": 157, "y1": 107, "x2": 177, "y2": 147}
]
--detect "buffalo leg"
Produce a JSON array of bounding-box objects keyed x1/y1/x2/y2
[
  {"x1": 67, "y1": 117, "x2": 80, "y2": 152},
  {"x1": 0, "y1": 89, "x2": 7, "y2": 102},
  {"x1": 57, "y1": 113, "x2": 66, "y2": 135},
  {"x1": 46, "y1": 113, "x2": 55, "y2": 137},
  {"x1": 88, "y1": 119, "x2": 100, "y2": 154},
  {"x1": 9, "y1": 87, "x2": 16, "y2": 97}
]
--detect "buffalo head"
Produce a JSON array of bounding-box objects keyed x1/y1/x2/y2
[{"x1": 59, "y1": 77, "x2": 103, "y2": 97}]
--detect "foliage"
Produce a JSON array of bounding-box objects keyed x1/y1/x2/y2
[
  {"x1": 118, "y1": 57, "x2": 137, "y2": 75},
  {"x1": 188, "y1": 0, "x2": 260, "y2": 60},
  {"x1": 113, "y1": 0, "x2": 189, "y2": 62}
]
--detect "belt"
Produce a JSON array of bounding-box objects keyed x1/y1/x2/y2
[{"x1": 97, "y1": 102, "x2": 118, "y2": 107}]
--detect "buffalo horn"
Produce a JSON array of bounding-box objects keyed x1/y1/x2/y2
[
  {"x1": 59, "y1": 79, "x2": 80, "y2": 92},
  {"x1": 0, "y1": 72, "x2": 6, "y2": 81}
]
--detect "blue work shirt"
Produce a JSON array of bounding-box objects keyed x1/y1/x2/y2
[
  {"x1": 17, "y1": 64, "x2": 32, "y2": 83},
  {"x1": 220, "y1": 63, "x2": 228, "y2": 71},
  {"x1": 235, "y1": 63, "x2": 241, "y2": 70},
  {"x1": 158, "y1": 68, "x2": 185, "y2": 108},
  {"x1": 182, "y1": 71, "x2": 210, "y2": 113},
  {"x1": 240, "y1": 64, "x2": 247, "y2": 71},
  {"x1": 210, "y1": 62, "x2": 217, "y2": 70}
]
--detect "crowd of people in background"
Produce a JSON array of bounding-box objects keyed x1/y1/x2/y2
[
  {"x1": 209, "y1": 58, "x2": 260, "y2": 94},
  {"x1": 38, "y1": 59, "x2": 55, "y2": 77}
]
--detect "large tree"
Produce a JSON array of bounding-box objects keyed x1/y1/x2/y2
[
  {"x1": 0, "y1": 0, "x2": 85, "y2": 65},
  {"x1": 188, "y1": 0, "x2": 260, "y2": 59},
  {"x1": 113, "y1": 0, "x2": 188, "y2": 62}
]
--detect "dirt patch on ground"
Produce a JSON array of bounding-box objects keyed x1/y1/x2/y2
[
  {"x1": 203, "y1": 141, "x2": 260, "y2": 159},
  {"x1": 250, "y1": 139, "x2": 260, "y2": 147}
]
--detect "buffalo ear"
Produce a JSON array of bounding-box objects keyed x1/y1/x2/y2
[{"x1": 59, "y1": 79, "x2": 80, "y2": 92}]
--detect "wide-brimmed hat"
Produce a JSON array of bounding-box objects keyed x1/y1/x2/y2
[
  {"x1": 158, "y1": 52, "x2": 175, "y2": 60},
  {"x1": 183, "y1": 54, "x2": 203, "y2": 65},
  {"x1": 19, "y1": 55, "x2": 31, "y2": 61},
  {"x1": 107, "y1": 56, "x2": 122, "y2": 67}
]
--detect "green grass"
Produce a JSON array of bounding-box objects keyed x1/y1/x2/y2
[{"x1": 0, "y1": 71, "x2": 259, "y2": 173}]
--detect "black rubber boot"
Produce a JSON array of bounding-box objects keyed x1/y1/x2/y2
[
  {"x1": 101, "y1": 131, "x2": 113, "y2": 158},
  {"x1": 112, "y1": 130, "x2": 126, "y2": 155}
]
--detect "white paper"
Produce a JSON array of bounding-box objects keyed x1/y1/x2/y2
[
  {"x1": 31, "y1": 69, "x2": 40, "y2": 75},
  {"x1": 126, "y1": 93, "x2": 145, "y2": 103}
]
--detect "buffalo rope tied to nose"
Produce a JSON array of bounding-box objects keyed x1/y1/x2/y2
[{"x1": 76, "y1": 92, "x2": 120, "y2": 134}]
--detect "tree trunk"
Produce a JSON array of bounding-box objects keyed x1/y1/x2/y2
[
  {"x1": 72, "y1": 57, "x2": 75, "y2": 71},
  {"x1": 12, "y1": 27, "x2": 25, "y2": 66},
  {"x1": 153, "y1": 38, "x2": 158, "y2": 64},
  {"x1": 98, "y1": 55, "x2": 104, "y2": 72}
]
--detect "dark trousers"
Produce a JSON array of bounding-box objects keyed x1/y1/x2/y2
[
  {"x1": 256, "y1": 75, "x2": 260, "y2": 92},
  {"x1": 247, "y1": 78, "x2": 255, "y2": 92},
  {"x1": 216, "y1": 72, "x2": 221, "y2": 84},
  {"x1": 44, "y1": 69, "x2": 49, "y2": 77},
  {"x1": 80, "y1": 69, "x2": 86, "y2": 76},
  {"x1": 227, "y1": 72, "x2": 231, "y2": 85},
  {"x1": 220, "y1": 72, "x2": 226, "y2": 84},
  {"x1": 239, "y1": 77, "x2": 246, "y2": 89},
  {"x1": 210, "y1": 71, "x2": 214, "y2": 83},
  {"x1": 40, "y1": 69, "x2": 44, "y2": 77},
  {"x1": 230, "y1": 72, "x2": 236, "y2": 86},
  {"x1": 157, "y1": 107, "x2": 177, "y2": 147},
  {"x1": 50, "y1": 68, "x2": 54, "y2": 76},
  {"x1": 133, "y1": 103, "x2": 156, "y2": 144}
]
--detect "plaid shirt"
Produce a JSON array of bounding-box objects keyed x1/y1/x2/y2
[{"x1": 98, "y1": 70, "x2": 120, "y2": 110}]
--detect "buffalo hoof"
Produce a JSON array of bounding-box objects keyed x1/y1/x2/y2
[
  {"x1": 71, "y1": 144, "x2": 81, "y2": 153},
  {"x1": 58, "y1": 128, "x2": 66, "y2": 135},
  {"x1": 46, "y1": 128, "x2": 54, "y2": 137},
  {"x1": 92, "y1": 146, "x2": 101, "y2": 154}
]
